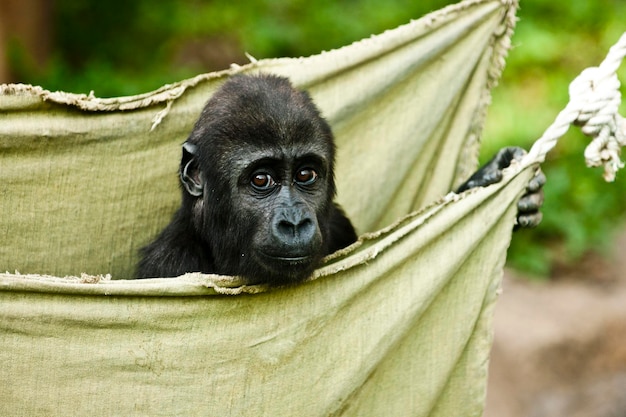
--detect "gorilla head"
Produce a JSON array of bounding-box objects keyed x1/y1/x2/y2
[{"x1": 138, "y1": 74, "x2": 357, "y2": 285}]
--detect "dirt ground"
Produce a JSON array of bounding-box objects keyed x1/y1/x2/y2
[{"x1": 483, "y1": 230, "x2": 626, "y2": 417}]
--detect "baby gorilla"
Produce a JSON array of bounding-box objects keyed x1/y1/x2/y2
[
  {"x1": 137, "y1": 74, "x2": 543, "y2": 284},
  {"x1": 137, "y1": 74, "x2": 357, "y2": 284}
]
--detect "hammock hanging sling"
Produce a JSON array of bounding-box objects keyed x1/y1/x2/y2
[{"x1": 2, "y1": 0, "x2": 626, "y2": 415}]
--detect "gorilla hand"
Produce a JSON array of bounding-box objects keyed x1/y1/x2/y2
[{"x1": 456, "y1": 146, "x2": 545, "y2": 229}]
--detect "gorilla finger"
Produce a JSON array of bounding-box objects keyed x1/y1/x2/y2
[
  {"x1": 475, "y1": 170, "x2": 503, "y2": 187},
  {"x1": 497, "y1": 146, "x2": 527, "y2": 169},
  {"x1": 517, "y1": 191, "x2": 544, "y2": 213},
  {"x1": 517, "y1": 211, "x2": 543, "y2": 229},
  {"x1": 457, "y1": 169, "x2": 501, "y2": 192},
  {"x1": 527, "y1": 170, "x2": 546, "y2": 193}
]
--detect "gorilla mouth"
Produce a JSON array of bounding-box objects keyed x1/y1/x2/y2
[
  {"x1": 252, "y1": 251, "x2": 319, "y2": 283},
  {"x1": 258, "y1": 252, "x2": 312, "y2": 265},
  {"x1": 255, "y1": 250, "x2": 319, "y2": 272}
]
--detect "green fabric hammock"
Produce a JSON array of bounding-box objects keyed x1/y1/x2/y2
[{"x1": 0, "y1": 0, "x2": 558, "y2": 415}]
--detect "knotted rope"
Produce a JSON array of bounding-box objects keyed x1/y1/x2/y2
[{"x1": 525, "y1": 32, "x2": 626, "y2": 181}]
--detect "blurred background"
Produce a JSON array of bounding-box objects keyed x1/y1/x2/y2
[{"x1": 2, "y1": 1, "x2": 625, "y2": 416}]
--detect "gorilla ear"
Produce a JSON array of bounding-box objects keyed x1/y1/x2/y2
[{"x1": 180, "y1": 142, "x2": 203, "y2": 197}]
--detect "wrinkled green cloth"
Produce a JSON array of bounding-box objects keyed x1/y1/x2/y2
[{"x1": 0, "y1": 0, "x2": 529, "y2": 416}]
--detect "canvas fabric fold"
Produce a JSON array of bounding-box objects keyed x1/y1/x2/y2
[
  {"x1": 0, "y1": 168, "x2": 534, "y2": 417},
  {"x1": 0, "y1": 0, "x2": 525, "y2": 416}
]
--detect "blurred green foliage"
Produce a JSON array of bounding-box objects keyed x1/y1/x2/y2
[
  {"x1": 481, "y1": 0, "x2": 626, "y2": 276},
  {"x1": 17, "y1": 0, "x2": 454, "y2": 97},
  {"x1": 9, "y1": 0, "x2": 626, "y2": 277}
]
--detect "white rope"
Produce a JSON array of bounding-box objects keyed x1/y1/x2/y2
[{"x1": 524, "y1": 32, "x2": 626, "y2": 182}]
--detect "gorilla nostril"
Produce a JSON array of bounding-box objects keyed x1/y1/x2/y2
[
  {"x1": 277, "y1": 220, "x2": 296, "y2": 237},
  {"x1": 297, "y1": 218, "x2": 314, "y2": 238}
]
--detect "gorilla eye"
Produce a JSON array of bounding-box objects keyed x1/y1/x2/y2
[
  {"x1": 295, "y1": 168, "x2": 318, "y2": 185},
  {"x1": 251, "y1": 173, "x2": 276, "y2": 190}
]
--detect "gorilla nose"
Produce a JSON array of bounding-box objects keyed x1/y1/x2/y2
[
  {"x1": 276, "y1": 217, "x2": 315, "y2": 241},
  {"x1": 273, "y1": 209, "x2": 316, "y2": 246}
]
